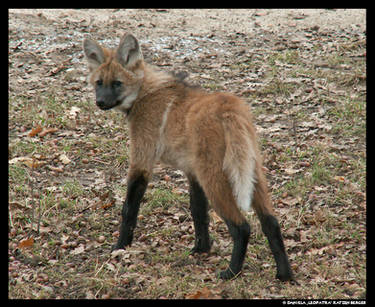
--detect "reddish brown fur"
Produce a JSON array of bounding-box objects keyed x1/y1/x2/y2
[
  {"x1": 84, "y1": 39, "x2": 271, "y2": 225},
  {"x1": 83, "y1": 34, "x2": 293, "y2": 281}
]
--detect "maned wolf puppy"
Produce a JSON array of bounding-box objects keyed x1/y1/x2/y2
[{"x1": 83, "y1": 33, "x2": 293, "y2": 281}]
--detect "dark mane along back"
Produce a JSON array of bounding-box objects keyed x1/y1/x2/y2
[{"x1": 170, "y1": 70, "x2": 200, "y2": 89}]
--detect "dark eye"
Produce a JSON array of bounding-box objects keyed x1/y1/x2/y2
[
  {"x1": 96, "y1": 79, "x2": 103, "y2": 86},
  {"x1": 112, "y1": 80, "x2": 122, "y2": 88}
]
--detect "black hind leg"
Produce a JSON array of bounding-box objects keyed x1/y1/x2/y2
[
  {"x1": 188, "y1": 177, "x2": 211, "y2": 254},
  {"x1": 259, "y1": 214, "x2": 293, "y2": 281},
  {"x1": 219, "y1": 219, "x2": 250, "y2": 280}
]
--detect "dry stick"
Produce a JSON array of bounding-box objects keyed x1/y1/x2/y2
[{"x1": 9, "y1": 209, "x2": 14, "y2": 229}]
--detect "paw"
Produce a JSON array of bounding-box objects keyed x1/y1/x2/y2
[
  {"x1": 189, "y1": 238, "x2": 211, "y2": 254},
  {"x1": 276, "y1": 270, "x2": 294, "y2": 282},
  {"x1": 218, "y1": 267, "x2": 241, "y2": 280},
  {"x1": 190, "y1": 245, "x2": 211, "y2": 255},
  {"x1": 111, "y1": 242, "x2": 126, "y2": 252}
]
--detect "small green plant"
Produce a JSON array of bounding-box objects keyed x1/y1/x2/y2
[{"x1": 145, "y1": 188, "x2": 187, "y2": 210}]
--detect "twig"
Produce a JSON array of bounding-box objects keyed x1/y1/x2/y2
[
  {"x1": 91, "y1": 158, "x2": 111, "y2": 165},
  {"x1": 228, "y1": 268, "x2": 242, "y2": 281},
  {"x1": 9, "y1": 209, "x2": 14, "y2": 229},
  {"x1": 13, "y1": 41, "x2": 23, "y2": 52}
]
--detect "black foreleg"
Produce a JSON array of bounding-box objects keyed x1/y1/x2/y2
[{"x1": 112, "y1": 172, "x2": 148, "y2": 250}]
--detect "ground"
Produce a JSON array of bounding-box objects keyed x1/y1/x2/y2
[{"x1": 9, "y1": 9, "x2": 366, "y2": 299}]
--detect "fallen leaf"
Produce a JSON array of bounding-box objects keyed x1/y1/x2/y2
[
  {"x1": 254, "y1": 10, "x2": 268, "y2": 17},
  {"x1": 9, "y1": 156, "x2": 33, "y2": 165},
  {"x1": 86, "y1": 291, "x2": 95, "y2": 299},
  {"x1": 101, "y1": 201, "x2": 114, "y2": 210},
  {"x1": 39, "y1": 226, "x2": 52, "y2": 234},
  {"x1": 105, "y1": 262, "x2": 116, "y2": 272},
  {"x1": 18, "y1": 237, "x2": 34, "y2": 249},
  {"x1": 210, "y1": 210, "x2": 222, "y2": 224},
  {"x1": 97, "y1": 235, "x2": 105, "y2": 243},
  {"x1": 312, "y1": 275, "x2": 328, "y2": 284},
  {"x1": 314, "y1": 209, "x2": 326, "y2": 223},
  {"x1": 28, "y1": 125, "x2": 42, "y2": 137},
  {"x1": 59, "y1": 154, "x2": 71, "y2": 165},
  {"x1": 70, "y1": 244, "x2": 85, "y2": 255},
  {"x1": 279, "y1": 197, "x2": 300, "y2": 207},
  {"x1": 186, "y1": 287, "x2": 221, "y2": 299},
  {"x1": 68, "y1": 106, "x2": 81, "y2": 119},
  {"x1": 307, "y1": 246, "x2": 330, "y2": 256},
  {"x1": 61, "y1": 234, "x2": 69, "y2": 245},
  {"x1": 293, "y1": 13, "x2": 308, "y2": 20},
  {"x1": 9, "y1": 202, "x2": 26, "y2": 210},
  {"x1": 48, "y1": 165, "x2": 64, "y2": 173},
  {"x1": 49, "y1": 60, "x2": 69, "y2": 76},
  {"x1": 41, "y1": 285, "x2": 54, "y2": 295},
  {"x1": 9, "y1": 156, "x2": 45, "y2": 169},
  {"x1": 111, "y1": 249, "x2": 127, "y2": 258},
  {"x1": 334, "y1": 176, "x2": 346, "y2": 183},
  {"x1": 284, "y1": 168, "x2": 300, "y2": 175},
  {"x1": 39, "y1": 127, "x2": 58, "y2": 137},
  {"x1": 24, "y1": 159, "x2": 45, "y2": 169}
]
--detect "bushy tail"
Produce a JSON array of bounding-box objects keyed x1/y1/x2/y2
[{"x1": 222, "y1": 113, "x2": 258, "y2": 212}]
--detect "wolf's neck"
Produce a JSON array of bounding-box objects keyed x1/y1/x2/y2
[{"x1": 138, "y1": 64, "x2": 175, "y2": 98}]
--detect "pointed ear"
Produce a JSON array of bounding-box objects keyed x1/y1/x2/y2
[
  {"x1": 83, "y1": 38, "x2": 105, "y2": 71},
  {"x1": 116, "y1": 34, "x2": 143, "y2": 69}
]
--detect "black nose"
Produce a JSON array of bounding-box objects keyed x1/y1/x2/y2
[
  {"x1": 96, "y1": 100, "x2": 114, "y2": 110},
  {"x1": 96, "y1": 100, "x2": 105, "y2": 108}
]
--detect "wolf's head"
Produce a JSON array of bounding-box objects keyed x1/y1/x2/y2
[{"x1": 83, "y1": 34, "x2": 144, "y2": 113}]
